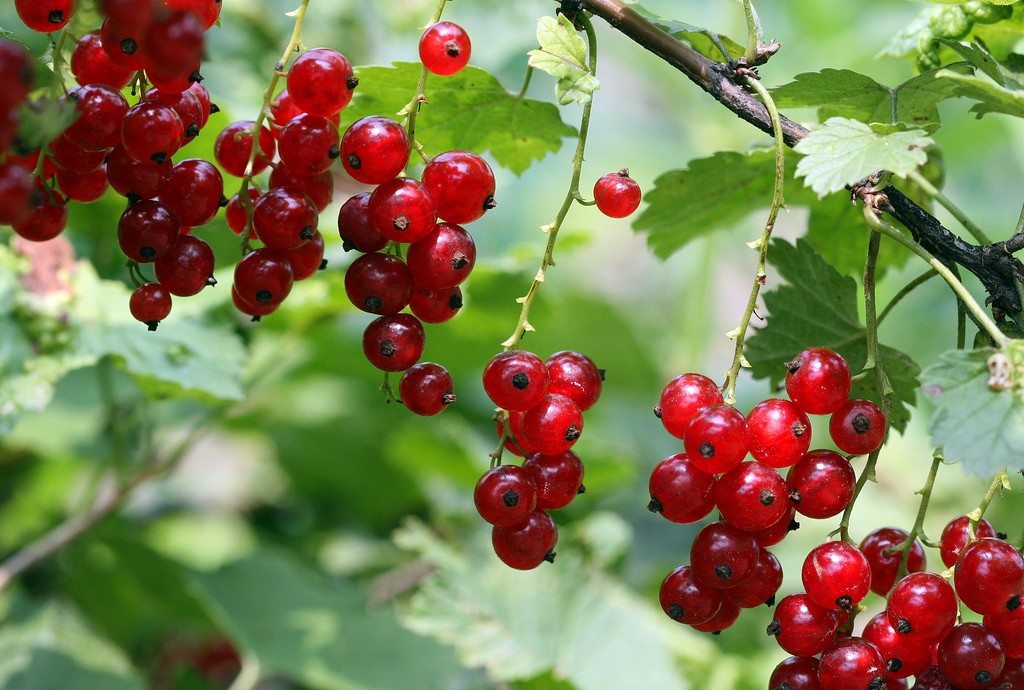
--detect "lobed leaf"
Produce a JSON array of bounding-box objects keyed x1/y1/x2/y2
[{"x1": 528, "y1": 14, "x2": 600, "y2": 105}]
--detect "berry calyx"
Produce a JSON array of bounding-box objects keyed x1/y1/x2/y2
[
  {"x1": 361, "y1": 314, "x2": 425, "y2": 372},
  {"x1": 367, "y1": 178, "x2": 438, "y2": 244},
  {"x1": 343, "y1": 253, "x2": 413, "y2": 315},
  {"x1": 886, "y1": 572, "x2": 958, "y2": 640},
  {"x1": 690, "y1": 521, "x2": 759, "y2": 589},
  {"x1": 233, "y1": 249, "x2": 295, "y2": 308},
  {"x1": 406, "y1": 222, "x2": 476, "y2": 290},
  {"x1": 714, "y1": 461, "x2": 790, "y2": 532}
]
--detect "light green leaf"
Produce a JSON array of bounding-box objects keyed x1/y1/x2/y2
[
  {"x1": 921, "y1": 346, "x2": 1024, "y2": 476},
  {"x1": 935, "y1": 67, "x2": 1024, "y2": 118},
  {"x1": 746, "y1": 239, "x2": 920, "y2": 433},
  {"x1": 527, "y1": 15, "x2": 599, "y2": 105},
  {"x1": 626, "y1": 4, "x2": 745, "y2": 62},
  {"x1": 794, "y1": 117, "x2": 932, "y2": 196},
  {"x1": 347, "y1": 63, "x2": 577, "y2": 174}
]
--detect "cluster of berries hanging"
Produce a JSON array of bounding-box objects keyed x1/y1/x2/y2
[{"x1": 474, "y1": 350, "x2": 603, "y2": 569}]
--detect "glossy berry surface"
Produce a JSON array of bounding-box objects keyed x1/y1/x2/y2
[
  {"x1": 368, "y1": 178, "x2": 437, "y2": 243},
  {"x1": 593, "y1": 170, "x2": 642, "y2": 219},
  {"x1": 724, "y1": 548, "x2": 783, "y2": 608},
  {"x1": 56, "y1": 167, "x2": 109, "y2": 203},
  {"x1": 344, "y1": 253, "x2": 413, "y2": 315},
  {"x1": 153, "y1": 235, "x2": 216, "y2": 297},
  {"x1": 482, "y1": 351, "x2": 549, "y2": 411},
  {"x1": 938, "y1": 623, "x2": 1005, "y2": 690},
  {"x1": 829, "y1": 399, "x2": 887, "y2": 455},
  {"x1": 278, "y1": 114, "x2": 340, "y2": 175},
  {"x1": 340, "y1": 116, "x2": 410, "y2": 185},
  {"x1": 862, "y1": 612, "x2": 932, "y2": 680},
  {"x1": 715, "y1": 461, "x2": 789, "y2": 532},
  {"x1": 49, "y1": 133, "x2": 107, "y2": 173},
  {"x1": 409, "y1": 286, "x2": 462, "y2": 324},
  {"x1": 362, "y1": 314, "x2": 425, "y2": 372},
  {"x1": 118, "y1": 200, "x2": 179, "y2": 262},
  {"x1": 419, "y1": 21, "x2": 472, "y2": 76},
  {"x1": 518, "y1": 394, "x2": 584, "y2": 456},
  {"x1": 817, "y1": 637, "x2": 887, "y2": 690},
  {"x1": 421, "y1": 151, "x2": 496, "y2": 224},
  {"x1": 129, "y1": 283, "x2": 172, "y2": 330},
  {"x1": 71, "y1": 31, "x2": 133, "y2": 88},
  {"x1": 252, "y1": 188, "x2": 318, "y2": 252},
  {"x1": 106, "y1": 145, "x2": 171, "y2": 201},
  {"x1": 233, "y1": 249, "x2": 294, "y2": 307},
  {"x1": 98, "y1": 18, "x2": 147, "y2": 71},
  {"x1": 691, "y1": 598, "x2": 740, "y2": 634},
  {"x1": 406, "y1": 222, "x2": 476, "y2": 289},
  {"x1": 983, "y1": 607, "x2": 1024, "y2": 659},
  {"x1": 284, "y1": 231, "x2": 326, "y2": 281},
  {"x1": 785, "y1": 347, "x2": 852, "y2": 415},
  {"x1": 491, "y1": 509, "x2": 557, "y2": 570},
  {"x1": 143, "y1": 10, "x2": 204, "y2": 76},
  {"x1": 786, "y1": 450, "x2": 856, "y2": 519},
  {"x1": 658, "y1": 565, "x2": 723, "y2": 625},
  {"x1": 16, "y1": 0, "x2": 73, "y2": 33},
  {"x1": 647, "y1": 453, "x2": 717, "y2": 524},
  {"x1": 338, "y1": 193, "x2": 389, "y2": 253},
  {"x1": 690, "y1": 521, "x2": 758, "y2": 589},
  {"x1": 955, "y1": 537, "x2": 1024, "y2": 616},
  {"x1": 225, "y1": 190, "x2": 261, "y2": 236},
  {"x1": 12, "y1": 189, "x2": 68, "y2": 242},
  {"x1": 940, "y1": 515, "x2": 997, "y2": 568},
  {"x1": 753, "y1": 506, "x2": 799, "y2": 548},
  {"x1": 399, "y1": 363, "x2": 456, "y2": 416},
  {"x1": 801, "y1": 542, "x2": 872, "y2": 611},
  {"x1": 522, "y1": 451, "x2": 584, "y2": 510},
  {"x1": 160, "y1": 159, "x2": 224, "y2": 227},
  {"x1": 684, "y1": 404, "x2": 749, "y2": 474},
  {"x1": 746, "y1": 398, "x2": 812, "y2": 468},
  {"x1": 474, "y1": 465, "x2": 537, "y2": 526},
  {"x1": 215, "y1": 121, "x2": 275, "y2": 177},
  {"x1": 66, "y1": 84, "x2": 129, "y2": 151},
  {"x1": 768, "y1": 593, "x2": 840, "y2": 657},
  {"x1": 656, "y1": 373, "x2": 723, "y2": 439},
  {"x1": 286, "y1": 48, "x2": 356, "y2": 117},
  {"x1": 859, "y1": 527, "x2": 926, "y2": 596},
  {"x1": 121, "y1": 102, "x2": 185, "y2": 165},
  {"x1": 886, "y1": 572, "x2": 958, "y2": 640},
  {"x1": 769, "y1": 656, "x2": 820, "y2": 690},
  {"x1": 269, "y1": 165, "x2": 334, "y2": 212},
  {"x1": 544, "y1": 350, "x2": 602, "y2": 411},
  {"x1": 0, "y1": 164, "x2": 33, "y2": 224}
]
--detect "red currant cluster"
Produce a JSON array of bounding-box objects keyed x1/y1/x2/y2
[
  {"x1": 474, "y1": 350, "x2": 603, "y2": 569},
  {"x1": 0, "y1": 42, "x2": 37, "y2": 226}
]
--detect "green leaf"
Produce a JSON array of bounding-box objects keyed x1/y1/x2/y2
[
  {"x1": 746, "y1": 239, "x2": 920, "y2": 433},
  {"x1": 190, "y1": 548, "x2": 464, "y2": 690},
  {"x1": 0, "y1": 604, "x2": 144, "y2": 690},
  {"x1": 935, "y1": 66, "x2": 1024, "y2": 118},
  {"x1": 527, "y1": 14, "x2": 599, "y2": 105},
  {"x1": 15, "y1": 97, "x2": 77, "y2": 150},
  {"x1": 794, "y1": 118, "x2": 933, "y2": 197},
  {"x1": 921, "y1": 346, "x2": 1024, "y2": 476},
  {"x1": 626, "y1": 4, "x2": 745, "y2": 62},
  {"x1": 347, "y1": 63, "x2": 577, "y2": 174}
]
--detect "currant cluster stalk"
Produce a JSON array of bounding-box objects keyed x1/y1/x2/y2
[{"x1": 399, "y1": 0, "x2": 451, "y2": 162}]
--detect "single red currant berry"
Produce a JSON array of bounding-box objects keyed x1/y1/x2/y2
[
  {"x1": 690, "y1": 521, "x2": 759, "y2": 589},
  {"x1": 691, "y1": 598, "x2": 741, "y2": 634},
  {"x1": 143, "y1": 10, "x2": 204, "y2": 76},
  {"x1": 483, "y1": 351, "x2": 549, "y2": 411},
  {"x1": 159, "y1": 159, "x2": 224, "y2": 227},
  {"x1": 544, "y1": 350, "x2": 602, "y2": 412},
  {"x1": 16, "y1": 0, "x2": 73, "y2": 33},
  {"x1": 269, "y1": 164, "x2": 334, "y2": 213},
  {"x1": 278, "y1": 114, "x2": 340, "y2": 176},
  {"x1": 420, "y1": 151, "x2": 496, "y2": 224},
  {"x1": 153, "y1": 234, "x2": 216, "y2": 297},
  {"x1": 715, "y1": 461, "x2": 790, "y2": 532},
  {"x1": 747, "y1": 398, "x2": 812, "y2": 468},
  {"x1": 818, "y1": 637, "x2": 887, "y2": 690},
  {"x1": 232, "y1": 286, "x2": 278, "y2": 320},
  {"x1": 340, "y1": 116, "x2": 410, "y2": 185},
  {"x1": 518, "y1": 394, "x2": 584, "y2": 456},
  {"x1": 187, "y1": 83, "x2": 212, "y2": 127},
  {"x1": 56, "y1": 166, "x2": 109, "y2": 203},
  {"x1": 684, "y1": 404, "x2": 749, "y2": 474},
  {"x1": 406, "y1": 222, "x2": 476, "y2": 289},
  {"x1": 71, "y1": 31, "x2": 133, "y2": 88},
  {"x1": 12, "y1": 187, "x2": 68, "y2": 242},
  {"x1": 859, "y1": 527, "x2": 927, "y2": 596},
  {"x1": 0, "y1": 40, "x2": 33, "y2": 112},
  {"x1": 118, "y1": 200, "x2": 179, "y2": 262},
  {"x1": 0, "y1": 164, "x2": 33, "y2": 225},
  {"x1": 594, "y1": 169, "x2": 642, "y2": 219},
  {"x1": 343, "y1": 253, "x2": 413, "y2": 315},
  {"x1": 829, "y1": 399, "x2": 887, "y2": 455},
  {"x1": 66, "y1": 84, "x2": 130, "y2": 151},
  {"x1": 225, "y1": 189, "x2": 261, "y2": 236},
  {"x1": 368, "y1": 178, "x2": 438, "y2": 244},
  {"x1": 656, "y1": 373, "x2": 723, "y2": 439},
  {"x1": 286, "y1": 48, "x2": 357, "y2": 117},
  {"x1": 474, "y1": 465, "x2": 538, "y2": 526},
  {"x1": 99, "y1": 18, "x2": 148, "y2": 72},
  {"x1": 522, "y1": 450, "x2": 584, "y2": 510},
  {"x1": 215, "y1": 121, "x2": 276, "y2": 178},
  {"x1": 862, "y1": 612, "x2": 933, "y2": 680},
  {"x1": 940, "y1": 515, "x2": 997, "y2": 568},
  {"x1": 491, "y1": 509, "x2": 557, "y2": 570},
  {"x1": 143, "y1": 87, "x2": 203, "y2": 141},
  {"x1": 234, "y1": 249, "x2": 294, "y2": 308},
  {"x1": 658, "y1": 565, "x2": 723, "y2": 626},
  {"x1": 399, "y1": 363, "x2": 455, "y2": 416},
  {"x1": 409, "y1": 286, "x2": 463, "y2": 324},
  {"x1": 802, "y1": 542, "x2": 872, "y2": 611},
  {"x1": 129, "y1": 282, "x2": 172, "y2": 330},
  {"x1": 121, "y1": 102, "x2": 185, "y2": 165},
  {"x1": 284, "y1": 231, "x2": 326, "y2": 281},
  {"x1": 786, "y1": 450, "x2": 855, "y2": 519},
  {"x1": 955, "y1": 538, "x2": 1024, "y2": 616},
  {"x1": 419, "y1": 21, "x2": 472, "y2": 76},
  {"x1": 767, "y1": 593, "x2": 840, "y2": 657},
  {"x1": 785, "y1": 347, "x2": 853, "y2": 415},
  {"x1": 362, "y1": 314, "x2": 425, "y2": 372},
  {"x1": 983, "y1": 607, "x2": 1024, "y2": 660},
  {"x1": 49, "y1": 133, "x2": 107, "y2": 173},
  {"x1": 938, "y1": 623, "x2": 1005, "y2": 690},
  {"x1": 752, "y1": 506, "x2": 800, "y2": 548},
  {"x1": 769, "y1": 656, "x2": 820, "y2": 690},
  {"x1": 106, "y1": 145, "x2": 172, "y2": 201},
  {"x1": 252, "y1": 188, "x2": 318, "y2": 252},
  {"x1": 647, "y1": 453, "x2": 716, "y2": 523},
  {"x1": 338, "y1": 192, "x2": 388, "y2": 253},
  {"x1": 725, "y1": 548, "x2": 783, "y2": 608},
  {"x1": 886, "y1": 572, "x2": 958, "y2": 640}
]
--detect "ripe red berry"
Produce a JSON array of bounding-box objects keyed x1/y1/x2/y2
[
  {"x1": 769, "y1": 656, "x2": 820, "y2": 690},
  {"x1": 56, "y1": 166, "x2": 109, "y2": 203},
  {"x1": 725, "y1": 548, "x2": 783, "y2": 608},
  {"x1": 656, "y1": 373, "x2": 723, "y2": 439},
  {"x1": 474, "y1": 465, "x2": 538, "y2": 526},
  {"x1": 144, "y1": 10, "x2": 203, "y2": 76},
  {"x1": 518, "y1": 394, "x2": 584, "y2": 455},
  {"x1": 647, "y1": 453, "x2": 717, "y2": 523},
  {"x1": 118, "y1": 200, "x2": 179, "y2": 261},
  {"x1": 544, "y1": 350, "x2": 602, "y2": 411},
  {"x1": 491, "y1": 509, "x2": 557, "y2": 570},
  {"x1": 767, "y1": 593, "x2": 840, "y2": 657},
  {"x1": 252, "y1": 188, "x2": 318, "y2": 252},
  {"x1": 886, "y1": 572, "x2": 958, "y2": 640},
  {"x1": 225, "y1": 190, "x2": 260, "y2": 236},
  {"x1": 691, "y1": 598, "x2": 740, "y2": 634},
  {"x1": 284, "y1": 231, "x2": 326, "y2": 281},
  {"x1": 829, "y1": 399, "x2": 887, "y2": 455},
  {"x1": 684, "y1": 404, "x2": 749, "y2": 474},
  {"x1": 340, "y1": 116, "x2": 410, "y2": 185},
  {"x1": 752, "y1": 506, "x2": 799, "y2": 548},
  {"x1": 801, "y1": 541, "x2": 872, "y2": 611},
  {"x1": 938, "y1": 623, "x2": 1005, "y2": 690},
  {"x1": 690, "y1": 521, "x2": 759, "y2": 589},
  {"x1": 233, "y1": 249, "x2": 294, "y2": 308},
  {"x1": 338, "y1": 192, "x2": 388, "y2": 253},
  {"x1": 862, "y1": 612, "x2": 933, "y2": 680},
  {"x1": 399, "y1": 363, "x2": 455, "y2": 416},
  {"x1": 785, "y1": 347, "x2": 852, "y2": 415},
  {"x1": 368, "y1": 178, "x2": 437, "y2": 244},
  {"x1": 955, "y1": 537, "x2": 1024, "y2": 616},
  {"x1": 362, "y1": 314, "x2": 425, "y2": 372},
  {"x1": 153, "y1": 234, "x2": 216, "y2": 297},
  {"x1": 66, "y1": 84, "x2": 130, "y2": 151},
  {"x1": 232, "y1": 286, "x2": 278, "y2": 320},
  {"x1": 483, "y1": 351, "x2": 549, "y2": 411},
  {"x1": 409, "y1": 286, "x2": 462, "y2": 324},
  {"x1": 343, "y1": 253, "x2": 413, "y2": 315},
  {"x1": 49, "y1": 133, "x2": 107, "y2": 173},
  {"x1": 818, "y1": 637, "x2": 887, "y2": 690},
  {"x1": 71, "y1": 31, "x2": 133, "y2": 88},
  {"x1": 106, "y1": 145, "x2": 172, "y2": 201},
  {"x1": 98, "y1": 0, "x2": 155, "y2": 30},
  {"x1": 160, "y1": 159, "x2": 224, "y2": 227},
  {"x1": 0, "y1": 164, "x2": 33, "y2": 225},
  {"x1": 286, "y1": 48, "x2": 356, "y2": 117},
  {"x1": 786, "y1": 449, "x2": 855, "y2": 519},
  {"x1": 121, "y1": 102, "x2": 185, "y2": 165},
  {"x1": 658, "y1": 565, "x2": 723, "y2": 625},
  {"x1": 983, "y1": 607, "x2": 1024, "y2": 659},
  {"x1": 99, "y1": 18, "x2": 148, "y2": 71},
  {"x1": 144, "y1": 87, "x2": 203, "y2": 141},
  {"x1": 16, "y1": 0, "x2": 73, "y2": 33},
  {"x1": 715, "y1": 461, "x2": 790, "y2": 532},
  {"x1": 421, "y1": 151, "x2": 496, "y2": 224},
  {"x1": 215, "y1": 121, "x2": 276, "y2": 178},
  {"x1": 419, "y1": 21, "x2": 472, "y2": 76},
  {"x1": 746, "y1": 398, "x2": 812, "y2": 468},
  {"x1": 406, "y1": 222, "x2": 476, "y2": 289},
  {"x1": 129, "y1": 282, "x2": 172, "y2": 330},
  {"x1": 12, "y1": 187, "x2": 68, "y2": 242},
  {"x1": 269, "y1": 164, "x2": 334, "y2": 213},
  {"x1": 522, "y1": 451, "x2": 584, "y2": 510},
  {"x1": 940, "y1": 515, "x2": 997, "y2": 568},
  {"x1": 278, "y1": 114, "x2": 340, "y2": 175},
  {"x1": 859, "y1": 527, "x2": 926, "y2": 596},
  {"x1": 593, "y1": 170, "x2": 642, "y2": 219}
]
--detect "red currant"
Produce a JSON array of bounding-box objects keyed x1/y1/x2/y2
[
  {"x1": 269, "y1": 165, "x2": 334, "y2": 213},
  {"x1": 0, "y1": 40, "x2": 33, "y2": 112},
  {"x1": 544, "y1": 350, "x2": 602, "y2": 412},
  {"x1": 368, "y1": 178, "x2": 437, "y2": 244},
  {"x1": 474, "y1": 465, "x2": 537, "y2": 526},
  {"x1": 343, "y1": 253, "x2": 413, "y2": 315},
  {"x1": 753, "y1": 506, "x2": 800, "y2": 548},
  {"x1": 802, "y1": 541, "x2": 872, "y2": 611},
  {"x1": 129, "y1": 282, "x2": 172, "y2": 330},
  {"x1": 49, "y1": 133, "x2": 107, "y2": 173},
  {"x1": 362, "y1": 314, "x2": 425, "y2": 372},
  {"x1": 16, "y1": 0, "x2": 73, "y2": 33},
  {"x1": 647, "y1": 453, "x2": 717, "y2": 523},
  {"x1": 71, "y1": 31, "x2": 133, "y2": 88},
  {"x1": 658, "y1": 565, "x2": 723, "y2": 625},
  {"x1": 106, "y1": 145, "x2": 172, "y2": 201},
  {"x1": 121, "y1": 102, "x2": 185, "y2": 164},
  {"x1": 340, "y1": 116, "x2": 410, "y2": 185},
  {"x1": 886, "y1": 572, "x2": 958, "y2": 640},
  {"x1": 284, "y1": 231, "x2": 326, "y2": 281},
  {"x1": 715, "y1": 461, "x2": 790, "y2": 532},
  {"x1": 144, "y1": 87, "x2": 203, "y2": 141},
  {"x1": 938, "y1": 623, "x2": 1005, "y2": 690},
  {"x1": 829, "y1": 399, "x2": 887, "y2": 455},
  {"x1": 862, "y1": 612, "x2": 933, "y2": 680},
  {"x1": 656, "y1": 373, "x2": 723, "y2": 439},
  {"x1": 955, "y1": 537, "x2": 1024, "y2": 616},
  {"x1": 769, "y1": 656, "x2": 820, "y2": 690},
  {"x1": 0, "y1": 164, "x2": 33, "y2": 225},
  {"x1": 690, "y1": 521, "x2": 759, "y2": 589},
  {"x1": 785, "y1": 347, "x2": 852, "y2": 415},
  {"x1": 399, "y1": 363, "x2": 455, "y2": 416},
  {"x1": 406, "y1": 222, "x2": 476, "y2": 289},
  {"x1": 747, "y1": 398, "x2": 812, "y2": 468},
  {"x1": 338, "y1": 193, "x2": 388, "y2": 253},
  {"x1": 56, "y1": 166, "x2": 109, "y2": 203},
  {"x1": 159, "y1": 159, "x2": 224, "y2": 227},
  {"x1": 684, "y1": 403, "x2": 749, "y2": 474},
  {"x1": 491, "y1": 509, "x2": 557, "y2": 570},
  {"x1": 983, "y1": 607, "x2": 1024, "y2": 659},
  {"x1": 522, "y1": 450, "x2": 584, "y2": 510},
  {"x1": 419, "y1": 21, "x2": 472, "y2": 76},
  {"x1": 786, "y1": 450, "x2": 855, "y2": 519},
  {"x1": 421, "y1": 151, "x2": 496, "y2": 224},
  {"x1": 409, "y1": 286, "x2": 463, "y2": 324},
  {"x1": 911, "y1": 666, "x2": 954, "y2": 690},
  {"x1": 859, "y1": 527, "x2": 926, "y2": 596},
  {"x1": 940, "y1": 515, "x2": 997, "y2": 568},
  {"x1": 232, "y1": 286, "x2": 278, "y2": 320},
  {"x1": 818, "y1": 637, "x2": 887, "y2": 690},
  {"x1": 66, "y1": 84, "x2": 129, "y2": 152},
  {"x1": 233, "y1": 249, "x2": 294, "y2": 308},
  {"x1": 725, "y1": 547, "x2": 783, "y2": 608},
  {"x1": 118, "y1": 200, "x2": 179, "y2": 261},
  {"x1": 691, "y1": 598, "x2": 740, "y2": 634},
  {"x1": 143, "y1": 9, "x2": 203, "y2": 76},
  {"x1": 225, "y1": 190, "x2": 260, "y2": 236},
  {"x1": 482, "y1": 351, "x2": 549, "y2": 411},
  {"x1": 215, "y1": 121, "x2": 275, "y2": 178},
  {"x1": 252, "y1": 188, "x2": 318, "y2": 252},
  {"x1": 286, "y1": 48, "x2": 356, "y2": 117},
  {"x1": 518, "y1": 394, "x2": 584, "y2": 455},
  {"x1": 99, "y1": 18, "x2": 148, "y2": 71},
  {"x1": 593, "y1": 170, "x2": 641, "y2": 218},
  {"x1": 768, "y1": 593, "x2": 840, "y2": 657},
  {"x1": 153, "y1": 234, "x2": 216, "y2": 296},
  {"x1": 12, "y1": 187, "x2": 68, "y2": 242},
  {"x1": 996, "y1": 658, "x2": 1024, "y2": 689},
  {"x1": 278, "y1": 114, "x2": 340, "y2": 176}
]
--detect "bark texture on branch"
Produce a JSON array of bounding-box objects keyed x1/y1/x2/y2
[{"x1": 579, "y1": 0, "x2": 1024, "y2": 317}]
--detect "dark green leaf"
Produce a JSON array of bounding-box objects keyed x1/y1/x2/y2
[{"x1": 770, "y1": 69, "x2": 893, "y2": 123}]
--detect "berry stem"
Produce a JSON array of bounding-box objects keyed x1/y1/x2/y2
[
  {"x1": 968, "y1": 470, "x2": 1009, "y2": 539},
  {"x1": 740, "y1": 0, "x2": 764, "y2": 66},
  {"x1": 489, "y1": 409, "x2": 511, "y2": 468},
  {"x1": 500, "y1": 14, "x2": 598, "y2": 350},
  {"x1": 516, "y1": 65, "x2": 535, "y2": 100},
  {"x1": 905, "y1": 169, "x2": 991, "y2": 245},
  {"x1": 877, "y1": 268, "x2": 938, "y2": 325},
  {"x1": 721, "y1": 75, "x2": 784, "y2": 405},
  {"x1": 399, "y1": 0, "x2": 451, "y2": 161},
  {"x1": 889, "y1": 453, "x2": 942, "y2": 581}
]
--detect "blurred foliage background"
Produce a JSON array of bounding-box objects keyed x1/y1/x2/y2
[{"x1": 1, "y1": 0, "x2": 1024, "y2": 688}]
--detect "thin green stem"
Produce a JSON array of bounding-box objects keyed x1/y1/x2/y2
[
  {"x1": 740, "y1": 0, "x2": 763, "y2": 65},
  {"x1": 1014, "y1": 201, "x2": 1024, "y2": 238},
  {"x1": 516, "y1": 65, "x2": 535, "y2": 99},
  {"x1": 969, "y1": 470, "x2": 1009, "y2": 538},
  {"x1": 890, "y1": 454, "x2": 942, "y2": 580},
  {"x1": 877, "y1": 269, "x2": 937, "y2": 325},
  {"x1": 721, "y1": 76, "x2": 784, "y2": 404},
  {"x1": 864, "y1": 208, "x2": 1009, "y2": 347},
  {"x1": 906, "y1": 170, "x2": 991, "y2": 245},
  {"x1": 501, "y1": 15, "x2": 598, "y2": 350},
  {"x1": 400, "y1": 0, "x2": 450, "y2": 153}
]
